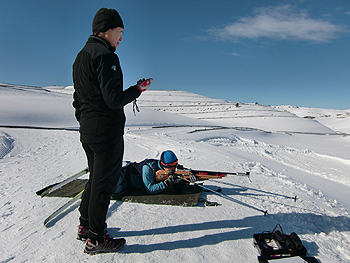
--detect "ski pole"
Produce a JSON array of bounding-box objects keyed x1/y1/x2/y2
[
  {"x1": 183, "y1": 178, "x2": 268, "y2": 215},
  {"x1": 209, "y1": 179, "x2": 298, "y2": 202}
]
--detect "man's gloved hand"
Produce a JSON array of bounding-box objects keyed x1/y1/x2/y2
[
  {"x1": 137, "y1": 78, "x2": 153, "y2": 92},
  {"x1": 164, "y1": 174, "x2": 182, "y2": 187}
]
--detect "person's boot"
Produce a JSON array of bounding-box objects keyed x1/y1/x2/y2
[
  {"x1": 84, "y1": 232, "x2": 125, "y2": 255},
  {"x1": 77, "y1": 225, "x2": 89, "y2": 241}
]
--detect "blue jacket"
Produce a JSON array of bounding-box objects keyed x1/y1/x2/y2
[{"x1": 115, "y1": 160, "x2": 167, "y2": 194}]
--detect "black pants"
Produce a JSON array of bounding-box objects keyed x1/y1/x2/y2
[{"x1": 79, "y1": 136, "x2": 124, "y2": 243}]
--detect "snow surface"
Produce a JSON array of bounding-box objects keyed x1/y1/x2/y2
[{"x1": 0, "y1": 83, "x2": 350, "y2": 262}]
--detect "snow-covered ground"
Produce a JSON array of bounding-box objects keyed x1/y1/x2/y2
[{"x1": 0, "y1": 83, "x2": 349, "y2": 262}]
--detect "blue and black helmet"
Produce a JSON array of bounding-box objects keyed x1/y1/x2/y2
[{"x1": 160, "y1": 150, "x2": 178, "y2": 168}]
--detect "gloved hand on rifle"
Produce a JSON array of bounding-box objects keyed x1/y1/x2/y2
[
  {"x1": 164, "y1": 174, "x2": 182, "y2": 187},
  {"x1": 189, "y1": 174, "x2": 199, "y2": 182}
]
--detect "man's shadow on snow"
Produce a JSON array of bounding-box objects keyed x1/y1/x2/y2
[
  {"x1": 107, "y1": 184, "x2": 350, "y2": 257},
  {"x1": 109, "y1": 212, "x2": 349, "y2": 256}
]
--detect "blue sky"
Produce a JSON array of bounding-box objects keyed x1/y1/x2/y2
[{"x1": 0, "y1": 0, "x2": 349, "y2": 109}]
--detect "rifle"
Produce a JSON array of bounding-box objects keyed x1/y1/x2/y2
[
  {"x1": 156, "y1": 169, "x2": 267, "y2": 215},
  {"x1": 155, "y1": 168, "x2": 250, "y2": 182}
]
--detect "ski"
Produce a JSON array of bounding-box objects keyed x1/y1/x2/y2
[
  {"x1": 40, "y1": 168, "x2": 88, "y2": 198},
  {"x1": 44, "y1": 190, "x2": 84, "y2": 226}
]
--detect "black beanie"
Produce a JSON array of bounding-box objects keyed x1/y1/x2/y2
[{"x1": 92, "y1": 8, "x2": 124, "y2": 33}]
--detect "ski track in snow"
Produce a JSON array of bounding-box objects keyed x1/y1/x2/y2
[
  {"x1": 1, "y1": 86, "x2": 350, "y2": 262},
  {"x1": 198, "y1": 134, "x2": 350, "y2": 187}
]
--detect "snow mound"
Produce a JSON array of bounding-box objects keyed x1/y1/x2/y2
[
  {"x1": 0, "y1": 131, "x2": 14, "y2": 159},
  {"x1": 0, "y1": 83, "x2": 78, "y2": 128}
]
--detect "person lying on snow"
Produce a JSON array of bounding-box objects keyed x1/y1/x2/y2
[{"x1": 114, "y1": 150, "x2": 197, "y2": 195}]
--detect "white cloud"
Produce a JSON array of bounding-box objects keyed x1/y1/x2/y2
[
  {"x1": 230, "y1": 52, "x2": 241, "y2": 57},
  {"x1": 208, "y1": 5, "x2": 345, "y2": 43}
]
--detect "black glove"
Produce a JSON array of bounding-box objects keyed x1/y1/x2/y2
[
  {"x1": 189, "y1": 174, "x2": 199, "y2": 182},
  {"x1": 177, "y1": 164, "x2": 185, "y2": 169},
  {"x1": 164, "y1": 174, "x2": 182, "y2": 187}
]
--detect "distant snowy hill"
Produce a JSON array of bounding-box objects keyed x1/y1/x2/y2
[
  {"x1": 4, "y1": 83, "x2": 349, "y2": 134},
  {"x1": 276, "y1": 105, "x2": 350, "y2": 134},
  {"x1": 136, "y1": 90, "x2": 342, "y2": 134}
]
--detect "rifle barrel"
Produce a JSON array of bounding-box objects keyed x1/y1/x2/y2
[{"x1": 190, "y1": 170, "x2": 250, "y2": 176}]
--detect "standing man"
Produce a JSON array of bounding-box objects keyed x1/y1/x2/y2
[{"x1": 72, "y1": 7, "x2": 152, "y2": 255}]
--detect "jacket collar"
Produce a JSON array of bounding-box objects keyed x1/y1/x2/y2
[{"x1": 88, "y1": 35, "x2": 116, "y2": 52}]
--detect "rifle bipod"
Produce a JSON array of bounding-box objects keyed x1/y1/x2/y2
[{"x1": 182, "y1": 178, "x2": 268, "y2": 215}]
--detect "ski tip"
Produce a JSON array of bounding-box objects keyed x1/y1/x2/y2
[
  {"x1": 263, "y1": 210, "x2": 268, "y2": 216},
  {"x1": 40, "y1": 189, "x2": 50, "y2": 198}
]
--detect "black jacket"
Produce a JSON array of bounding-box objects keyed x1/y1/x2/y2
[{"x1": 73, "y1": 35, "x2": 141, "y2": 143}]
